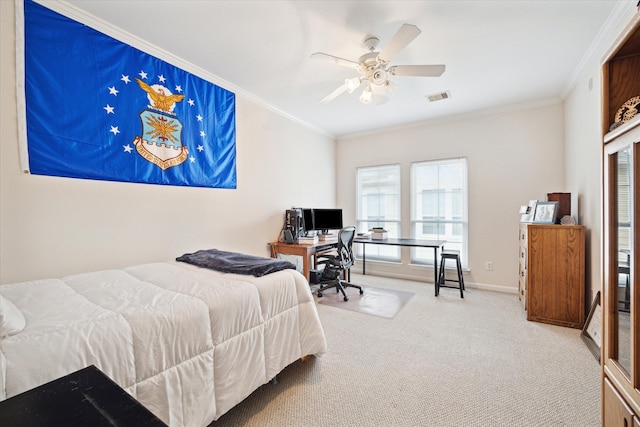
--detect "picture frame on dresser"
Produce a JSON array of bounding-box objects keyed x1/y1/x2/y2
[
  {"x1": 581, "y1": 291, "x2": 602, "y2": 363},
  {"x1": 532, "y1": 201, "x2": 558, "y2": 224},
  {"x1": 520, "y1": 200, "x2": 538, "y2": 223}
]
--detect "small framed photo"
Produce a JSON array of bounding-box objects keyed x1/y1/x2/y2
[
  {"x1": 520, "y1": 200, "x2": 537, "y2": 223},
  {"x1": 581, "y1": 291, "x2": 602, "y2": 363},
  {"x1": 532, "y1": 201, "x2": 558, "y2": 224}
]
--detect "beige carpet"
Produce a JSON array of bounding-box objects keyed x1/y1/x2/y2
[
  {"x1": 316, "y1": 284, "x2": 414, "y2": 319},
  {"x1": 212, "y1": 274, "x2": 601, "y2": 426}
]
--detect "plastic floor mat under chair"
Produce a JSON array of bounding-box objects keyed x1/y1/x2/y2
[{"x1": 316, "y1": 285, "x2": 414, "y2": 319}]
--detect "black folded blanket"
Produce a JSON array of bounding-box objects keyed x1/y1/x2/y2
[{"x1": 176, "y1": 249, "x2": 296, "y2": 277}]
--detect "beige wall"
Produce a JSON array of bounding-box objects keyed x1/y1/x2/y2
[
  {"x1": 0, "y1": 0, "x2": 336, "y2": 283},
  {"x1": 563, "y1": 6, "x2": 639, "y2": 306},
  {"x1": 336, "y1": 103, "x2": 566, "y2": 292},
  {"x1": 564, "y1": 74, "x2": 604, "y2": 307}
]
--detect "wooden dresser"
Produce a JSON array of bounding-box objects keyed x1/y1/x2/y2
[{"x1": 518, "y1": 223, "x2": 585, "y2": 329}]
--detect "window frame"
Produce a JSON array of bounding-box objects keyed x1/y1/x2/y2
[
  {"x1": 355, "y1": 164, "x2": 401, "y2": 261},
  {"x1": 410, "y1": 157, "x2": 469, "y2": 269}
]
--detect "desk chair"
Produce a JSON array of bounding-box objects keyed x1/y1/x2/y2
[{"x1": 317, "y1": 226, "x2": 363, "y2": 302}]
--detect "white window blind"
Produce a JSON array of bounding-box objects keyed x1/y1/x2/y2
[
  {"x1": 356, "y1": 164, "x2": 401, "y2": 260},
  {"x1": 411, "y1": 158, "x2": 468, "y2": 268}
]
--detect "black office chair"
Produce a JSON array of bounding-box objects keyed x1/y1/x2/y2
[{"x1": 317, "y1": 226, "x2": 363, "y2": 301}]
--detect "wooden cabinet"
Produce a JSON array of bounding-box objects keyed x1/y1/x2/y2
[
  {"x1": 603, "y1": 119, "x2": 640, "y2": 426},
  {"x1": 604, "y1": 377, "x2": 638, "y2": 427},
  {"x1": 602, "y1": 13, "x2": 640, "y2": 427},
  {"x1": 518, "y1": 223, "x2": 585, "y2": 329}
]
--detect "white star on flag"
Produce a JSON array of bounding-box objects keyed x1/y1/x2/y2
[
  {"x1": 108, "y1": 86, "x2": 119, "y2": 96},
  {"x1": 200, "y1": 130, "x2": 206, "y2": 137},
  {"x1": 188, "y1": 99, "x2": 195, "y2": 106},
  {"x1": 139, "y1": 70, "x2": 148, "y2": 79},
  {"x1": 110, "y1": 126, "x2": 120, "y2": 135},
  {"x1": 121, "y1": 75, "x2": 131, "y2": 84},
  {"x1": 104, "y1": 104, "x2": 114, "y2": 114},
  {"x1": 123, "y1": 144, "x2": 133, "y2": 153},
  {"x1": 158, "y1": 75, "x2": 166, "y2": 83},
  {"x1": 197, "y1": 145, "x2": 204, "y2": 152},
  {"x1": 196, "y1": 114, "x2": 203, "y2": 121}
]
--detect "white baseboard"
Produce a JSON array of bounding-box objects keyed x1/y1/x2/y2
[{"x1": 350, "y1": 270, "x2": 518, "y2": 294}]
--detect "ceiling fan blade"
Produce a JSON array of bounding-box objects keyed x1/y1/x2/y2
[
  {"x1": 319, "y1": 84, "x2": 348, "y2": 104},
  {"x1": 310, "y1": 52, "x2": 360, "y2": 69},
  {"x1": 377, "y1": 23, "x2": 421, "y2": 64},
  {"x1": 388, "y1": 64, "x2": 446, "y2": 77}
]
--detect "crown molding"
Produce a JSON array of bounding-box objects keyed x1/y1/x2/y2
[{"x1": 561, "y1": 1, "x2": 639, "y2": 99}]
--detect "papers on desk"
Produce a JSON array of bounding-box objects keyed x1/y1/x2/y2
[
  {"x1": 298, "y1": 236, "x2": 319, "y2": 244},
  {"x1": 356, "y1": 232, "x2": 371, "y2": 239}
]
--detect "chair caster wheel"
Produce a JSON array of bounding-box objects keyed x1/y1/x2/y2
[
  {"x1": 343, "y1": 296, "x2": 349, "y2": 301},
  {"x1": 359, "y1": 289, "x2": 364, "y2": 295},
  {"x1": 317, "y1": 292, "x2": 323, "y2": 297}
]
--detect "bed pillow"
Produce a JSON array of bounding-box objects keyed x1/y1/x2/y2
[{"x1": 0, "y1": 294, "x2": 26, "y2": 338}]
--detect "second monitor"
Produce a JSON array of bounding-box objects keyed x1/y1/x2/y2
[{"x1": 303, "y1": 208, "x2": 343, "y2": 234}]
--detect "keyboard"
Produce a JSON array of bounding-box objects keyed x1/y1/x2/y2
[{"x1": 315, "y1": 244, "x2": 336, "y2": 252}]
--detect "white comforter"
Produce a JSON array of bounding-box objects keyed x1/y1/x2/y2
[{"x1": 0, "y1": 261, "x2": 327, "y2": 426}]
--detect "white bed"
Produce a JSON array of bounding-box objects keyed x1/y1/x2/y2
[{"x1": 0, "y1": 260, "x2": 327, "y2": 426}]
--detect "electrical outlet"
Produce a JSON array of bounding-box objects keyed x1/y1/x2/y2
[{"x1": 485, "y1": 261, "x2": 493, "y2": 271}]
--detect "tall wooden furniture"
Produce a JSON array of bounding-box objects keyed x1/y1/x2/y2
[
  {"x1": 518, "y1": 223, "x2": 585, "y2": 329},
  {"x1": 601, "y1": 14, "x2": 640, "y2": 427}
]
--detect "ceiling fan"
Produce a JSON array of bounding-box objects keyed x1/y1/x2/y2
[{"x1": 311, "y1": 23, "x2": 446, "y2": 105}]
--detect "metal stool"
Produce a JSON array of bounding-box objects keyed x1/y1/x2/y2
[{"x1": 436, "y1": 249, "x2": 464, "y2": 298}]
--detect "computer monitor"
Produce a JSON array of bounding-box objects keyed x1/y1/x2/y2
[
  {"x1": 302, "y1": 208, "x2": 314, "y2": 233},
  {"x1": 311, "y1": 208, "x2": 343, "y2": 233}
]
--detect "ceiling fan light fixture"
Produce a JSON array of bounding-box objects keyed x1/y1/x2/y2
[
  {"x1": 385, "y1": 80, "x2": 398, "y2": 95},
  {"x1": 345, "y1": 77, "x2": 361, "y2": 93},
  {"x1": 371, "y1": 69, "x2": 387, "y2": 85},
  {"x1": 313, "y1": 23, "x2": 446, "y2": 105},
  {"x1": 359, "y1": 85, "x2": 373, "y2": 104}
]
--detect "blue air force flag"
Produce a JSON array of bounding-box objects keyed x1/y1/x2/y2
[{"x1": 21, "y1": 0, "x2": 236, "y2": 189}]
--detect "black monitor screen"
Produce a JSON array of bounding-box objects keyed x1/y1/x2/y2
[
  {"x1": 302, "y1": 208, "x2": 314, "y2": 232},
  {"x1": 312, "y1": 208, "x2": 343, "y2": 232}
]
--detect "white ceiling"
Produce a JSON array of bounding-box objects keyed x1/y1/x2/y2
[{"x1": 58, "y1": 0, "x2": 629, "y2": 138}]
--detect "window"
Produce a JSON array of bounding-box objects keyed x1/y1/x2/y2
[
  {"x1": 356, "y1": 164, "x2": 401, "y2": 260},
  {"x1": 411, "y1": 158, "x2": 468, "y2": 268},
  {"x1": 618, "y1": 148, "x2": 631, "y2": 256}
]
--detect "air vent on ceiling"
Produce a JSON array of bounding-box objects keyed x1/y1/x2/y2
[{"x1": 426, "y1": 90, "x2": 452, "y2": 102}]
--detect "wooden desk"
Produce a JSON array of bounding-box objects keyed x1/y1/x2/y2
[
  {"x1": 353, "y1": 237, "x2": 446, "y2": 287},
  {"x1": 269, "y1": 239, "x2": 338, "y2": 282}
]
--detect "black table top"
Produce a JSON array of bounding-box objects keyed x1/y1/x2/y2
[
  {"x1": 353, "y1": 237, "x2": 446, "y2": 248},
  {"x1": 0, "y1": 365, "x2": 167, "y2": 427}
]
